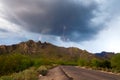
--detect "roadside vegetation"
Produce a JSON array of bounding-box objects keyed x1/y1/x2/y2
[
  {"x1": 77, "y1": 53, "x2": 120, "y2": 73},
  {"x1": 0, "y1": 66, "x2": 52, "y2": 80},
  {"x1": 111, "y1": 53, "x2": 120, "y2": 73},
  {"x1": 0, "y1": 53, "x2": 77, "y2": 77},
  {"x1": 0, "y1": 53, "x2": 120, "y2": 80}
]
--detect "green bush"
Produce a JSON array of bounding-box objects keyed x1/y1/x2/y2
[
  {"x1": 111, "y1": 53, "x2": 120, "y2": 72},
  {"x1": 91, "y1": 58, "x2": 101, "y2": 68},
  {"x1": 77, "y1": 58, "x2": 89, "y2": 66},
  {"x1": 0, "y1": 54, "x2": 33, "y2": 76}
]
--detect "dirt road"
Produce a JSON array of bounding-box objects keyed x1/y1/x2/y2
[{"x1": 39, "y1": 66, "x2": 120, "y2": 80}]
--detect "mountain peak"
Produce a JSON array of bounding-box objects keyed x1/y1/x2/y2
[
  {"x1": 95, "y1": 51, "x2": 115, "y2": 59},
  {"x1": 0, "y1": 40, "x2": 98, "y2": 60},
  {"x1": 27, "y1": 40, "x2": 35, "y2": 43}
]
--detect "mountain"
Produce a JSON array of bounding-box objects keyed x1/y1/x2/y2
[
  {"x1": 0, "y1": 40, "x2": 97, "y2": 60},
  {"x1": 95, "y1": 51, "x2": 115, "y2": 59}
]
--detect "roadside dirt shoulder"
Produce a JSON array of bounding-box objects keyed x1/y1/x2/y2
[{"x1": 39, "y1": 66, "x2": 71, "y2": 80}]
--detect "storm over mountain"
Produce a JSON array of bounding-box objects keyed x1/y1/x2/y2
[{"x1": 1, "y1": 0, "x2": 120, "y2": 53}]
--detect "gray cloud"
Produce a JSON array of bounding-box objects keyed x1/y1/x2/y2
[
  {"x1": 2, "y1": 0, "x2": 102, "y2": 42},
  {"x1": 0, "y1": 29, "x2": 8, "y2": 32}
]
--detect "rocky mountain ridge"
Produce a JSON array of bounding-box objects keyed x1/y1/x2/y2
[{"x1": 0, "y1": 40, "x2": 97, "y2": 60}]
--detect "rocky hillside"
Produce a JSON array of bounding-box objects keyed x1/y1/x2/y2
[{"x1": 0, "y1": 40, "x2": 97, "y2": 60}]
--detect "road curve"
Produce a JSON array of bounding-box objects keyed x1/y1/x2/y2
[
  {"x1": 39, "y1": 66, "x2": 120, "y2": 80},
  {"x1": 61, "y1": 66, "x2": 120, "y2": 80}
]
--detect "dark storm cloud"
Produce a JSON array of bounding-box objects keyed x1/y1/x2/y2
[{"x1": 2, "y1": 0, "x2": 101, "y2": 42}]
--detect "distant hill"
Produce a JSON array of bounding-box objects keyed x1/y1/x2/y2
[
  {"x1": 95, "y1": 51, "x2": 115, "y2": 59},
  {"x1": 0, "y1": 40, "x2": 98, "y2": 60}
]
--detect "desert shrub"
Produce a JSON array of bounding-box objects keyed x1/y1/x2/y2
[
  {"x1": 111, "y1": 53, "x2": 120, "y2": 72},
  {"x1": 91, "y1": 58, "x2": 101, "y2": 68},
  {"x1": 77, "y1": 58, "x2": 89, "y2": 66},
  {"x1": 32, "y1": 58, "x2": 42, "y2": 67},
  {"x1": 11, "y1": 67, "x2": 38, "y2": 80},
  {"x1": 0, "y1": 54, "x2": 33, "y2": 76},
  {"x1": 37, "y1": 66, "x2": 48, "y2": 76},
  {"x1": 0, "y1": 66, "x2": 52, "y2": 80}
]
